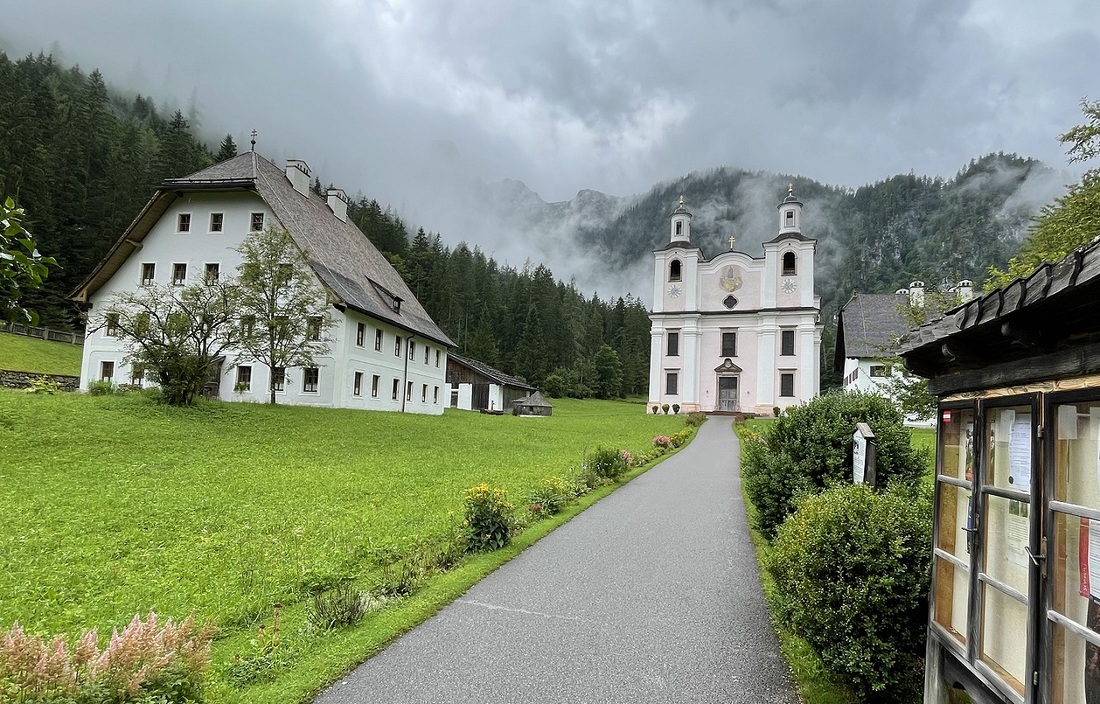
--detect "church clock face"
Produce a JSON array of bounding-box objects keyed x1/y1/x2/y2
[
  {"x1": 668, "y1": 284, "x2": 682, "y2": 298},
  {"x1": 781, "y1": 278, "x2": 797, "y2": 294}
]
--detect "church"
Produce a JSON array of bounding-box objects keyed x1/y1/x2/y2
[{"x1": 647, "y1": 189, "x2": 822, "y2": 415}]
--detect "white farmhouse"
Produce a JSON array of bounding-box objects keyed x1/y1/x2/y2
[
  {"x1": 647, "y1": 189, "x2": 822, "y2": 415},
  {"x1": 72, "y1": 150, "x2": 454, "y2": 414}
]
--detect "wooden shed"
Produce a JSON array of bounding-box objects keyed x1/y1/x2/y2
[
  {"x1": 513, "y1": 390, "x2": 554, "y2": 417},
  {"x1": 446, "y1": 353, "x2": 534, "y2": 412},
  {"x1": 899, "y1": 238, "x2": 1100, "y2": 704}
]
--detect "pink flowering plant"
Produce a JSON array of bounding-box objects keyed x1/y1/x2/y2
[
  {"x1": 0, "y1": 612, "x2": 215, "y2": 703},
  {"x1": 653, "y1": 435, "x2": 672, "y2": 450}
]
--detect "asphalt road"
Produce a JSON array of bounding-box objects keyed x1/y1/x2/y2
[{"x1": 314, "y1": 418, "x2": 798, "y2": 704}]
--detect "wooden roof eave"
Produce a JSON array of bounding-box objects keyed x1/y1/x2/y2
[{"x1": 70, "y1": 190, "x2": 179, "y2": 303}]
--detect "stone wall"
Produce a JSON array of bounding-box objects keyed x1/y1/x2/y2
[{"x1": 0, "y1": 369, "x2": 81, "y2": 391}]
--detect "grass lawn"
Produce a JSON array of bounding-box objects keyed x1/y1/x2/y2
[
  {"x1": 0, "y1": 331, "x2": 83, "y2": 376},
  {"x1": 0, "y1": 390, "x2": 686, "y2": 702}
]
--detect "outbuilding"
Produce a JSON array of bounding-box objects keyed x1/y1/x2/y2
[
  {"x1": 899, "y1": 238, "x2": 1100, "y2": 704},
  {"x1": 513, "y1": 390, "x2": 553, "y2": 417}
]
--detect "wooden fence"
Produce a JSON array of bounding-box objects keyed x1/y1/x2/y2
[{"x1": 0, "y1": 321, "x2": 84, "y2": 345}]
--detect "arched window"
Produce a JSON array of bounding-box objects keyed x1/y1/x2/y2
[
  {"x1": 669, "y1": 259, "x2": 682, "y2": 282},
  {"x1": 782, "y1": 252, "x2": 796, "y2": 276}
]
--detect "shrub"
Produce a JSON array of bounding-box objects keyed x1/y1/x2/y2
[
  {"x1": 0, "y1": 612, "x2": 215, "y2": 703},
  {"x1": 742, "y1": 390, "x2": 928, "y2": 538},
  {"x1": 307, "y1": 582, "x2": 367, "y2": 631},
  {"x1": 671, "y1": 403, "x2": 680, "y2": 414},
  {"x1": 669, "y1": 428, "x2": 692, "y2": 448},
  {"x1": 651, "y1": 404, "x2": 659, "y2": 415},
  {"x1": 770, "y1": 483, "x2": 932, "y2": 700},
  {"x1": 226, "y1": 606, "x2": 291, "y2": 687},
  {"x1": 652, "y1": 435, "x2": 671, "y2": 451},
  {"x1": 685, "y1": 411, "x2": 706, "y2": 427},
  {"x1": 773, "y1": 405, "x2": 781, "y2": 417},
  {"x1": 543, "y1": 373, "x2": 566, "y2": 398},
  {"x1": 86, "y1": 379, "x2": 118, "y2": 395},
  {"x1": 584, "y1": 447, "x2": 628, "y2": 481},
  {"x1": 462, "y1": 484, "x2": 514, "y2": 552},
  {"x1": 528, "y1": 475, "x2": 572, "y2": 516},
  {"x1": 24, "y1": 375, "x2": 60, "y2": 395},
  {"x1": 662, "y1": 403, "x2": 670, "y2": 414}
]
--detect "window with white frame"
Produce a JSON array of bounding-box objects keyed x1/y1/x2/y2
[
  {"x1": 307, "y1": 316, "x2": 322, "y2": 341},
  {"x1": 105, "y1": 313, "x2": 119, "y2": 337},
  {"x1": 406, "y1": 381, "x2": 413, "y2": 400},
  {"x1": 435, "y1": 349, "x2": 441, "y2": 367},
  {"x1": 250, "y1": 212, "x2": 265, "y2": 232},
  {"x1": 433, "y1": 386, "x2": 439, "y2": 403},
  {"x1": 236, "y1": 366, "x2": 252, "y2": 392},
  {"x1": 303, "y1": 367, "x2": 319, "y2": 393},
  {"x1": 781, "y1": 329, "x2": 796, "y2": 356},
  {"x1": 356, "y1": 322, "x2": 365, "y2": 347},
  {"x1": 421, "y1": 384, "x2": 427, "y2": 402},
  {"x1": 721, "y1": 331, "x2": 737, "y2": 357},
  {"x1": 130, "y1": 364, "x2": 144, "y2": 387},
  {"x1": 209, "y1": 212, "x2": 224, "y2": 233},
  {"x1": 424, "y1": 345, "x2": 430, "y2": 364},
  {"x1": 204, "y1": 263, "x2": 220, "y2": 283},
  {"x1": 371, "y1": 375, "x2": 379, "y2": 397},
  {"x1": 391, "y1": 378, "x2": 399, "y2": 400},
  {"x1": 780, "y1": 372, "x2": 795, "y2": 397},
  {"x1": 177, "y1": 213, "x2": 191, "y2": 233},
  {"x1": 408, "y1": 340, "x2": 416, "y2": 360},
  {"x1": 272, "y1": 367, "x2": 285, "y2": 392},
  {"x1": 375, "y1": 329, "x2": 383, "y2": 352},
  {"x1": 100, "y1": 361, "x2": 115, "y2": 382},
  {"x1": 394, "y1": 337, "x2": 401, "y2": 356},
  {"x1": 171, "y1": 263, "x2": 187, "y2": 286},
  {"x1": 140, "y1": 263, "x2": 155, "y2": 286},
  {"x1": 353, "y1": 371, "x2": 363, "y2": 396},
  {"x1": 667, "y1": 331, "x2": 679, "y2": 357},
  {"x1": 666, "y1": 372, "x2": 678, "y2": 395}
]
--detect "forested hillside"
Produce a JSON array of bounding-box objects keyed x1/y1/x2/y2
[
  {"x1": 0, "y1": 50, "x2": 1067, "y2": 395},
  {"x1": 0, "y1": 51, "x2": 650, "y2": 397}
]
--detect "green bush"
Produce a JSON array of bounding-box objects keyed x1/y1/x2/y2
[
  {"x1": 86, "y1": 379, "x2": 118, "y2": 395},
  {"x1": 542, "y1": 374, "x2": 566, "y2": 398},
  {"x1": 587, "y1": 447, "x2": 629, "y2": 480},
  {"x1": 770, "y1": 483, "x2": 932, "y2": 701},
  {"x1": 462, "y1": 484, "x2": 514, "y2": 552},
  {"x1": 685, "y1": 411, "x2": 706, "y2": 427},
  {"x1": 527, "y1": 475, "x2": 572, "y2": 516},
  {"x1": 742, "y1": 390, "x2": 928, "y2": 538}
]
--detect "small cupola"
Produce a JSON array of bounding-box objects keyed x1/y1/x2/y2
[
  {"x1": 777, "y1": 183, "x2": 803, "y2": 235},
  {"x1": 670, "y1": 195, "x2": 692, "y2": 244}
]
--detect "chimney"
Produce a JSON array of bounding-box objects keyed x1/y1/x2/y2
[
  {"x1": 286, "y1": 159, "x2": 311, "y2": 196},
  {"x1": 908, "y1": 280, "x2": 925, "y2": 308},
  {"x1": 957, "y1": 279, "x2": 974, "y2": 303},
  {"x1": 327, "y1": 188, "x2": 349, "y2": 223}
]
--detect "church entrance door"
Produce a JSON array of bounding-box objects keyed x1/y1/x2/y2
[{"x1": 718, "y1": 376, "x2": 738, "y2": 412}]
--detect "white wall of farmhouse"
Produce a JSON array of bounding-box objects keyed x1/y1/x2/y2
[
  {"x1": 78, "y1": 160, "x2": 449, "y2": 415},
  {"x1": 647, "y1": 191, "x2": 822, "y2": 415}
]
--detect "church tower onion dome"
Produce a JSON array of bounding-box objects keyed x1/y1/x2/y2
[{"x1": 670, "y1": 195, "x2": 692, "y2": 244}]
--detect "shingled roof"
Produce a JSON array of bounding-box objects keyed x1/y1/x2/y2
[
  {"x1": 448, "y1": 353, "x2": 534, "y2": 391},
  {"x1": 833, "y1": 293, "x2": 910, "y2": 372},
  {"x1": 72, "y1": 152, "x2": 454, "y2": 347}
]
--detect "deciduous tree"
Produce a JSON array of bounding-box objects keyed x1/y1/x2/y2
[
  {"x1": 95, "y1": 281, "x2": 242, "y2": 405},
  {"x1": 0, "y1": 197, "x2": 57, "y2": 324},
  {"x1": 236, "y1": 226, "x2": 333, "y2": 403}
]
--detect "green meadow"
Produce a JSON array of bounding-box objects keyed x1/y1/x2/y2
[
  {"x1": 0, "y1": 389, "x2": 685, "y2": 701},
  {"x1": 0, "y1": 331, "x2": 83, "y2": 375}
]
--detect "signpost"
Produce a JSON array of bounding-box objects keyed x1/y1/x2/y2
[{"x1": 853, "y1": 422, "x2": 877, "y2": 488}]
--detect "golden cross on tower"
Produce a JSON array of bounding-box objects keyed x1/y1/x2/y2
[
  {"x1": 788, "y1": 183, "x2": 794, "y2": 198},
  {"x1": 728, "y1": 235, "x2": 736, "y2": 251}
]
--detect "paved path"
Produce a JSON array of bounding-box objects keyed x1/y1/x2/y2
[{"x1": 315, "y1": 419, "x2": 798, "y2": 704}]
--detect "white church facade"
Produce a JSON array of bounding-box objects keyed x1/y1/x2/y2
[{"x1": 647, "y1": 189, "x2": 822, "y2": 415}]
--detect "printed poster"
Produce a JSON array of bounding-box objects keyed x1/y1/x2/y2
[
  {"x1": 1008, "y1": 414, "x2": 1032, "y2": 491},
  {"x1": 1078, "y1": 519, "x2": 1100, "y2": 599}
]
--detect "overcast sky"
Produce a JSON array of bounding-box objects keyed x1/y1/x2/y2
[{"x1": 3, "y1": 0, "x2": 1098, "y2": 288}]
